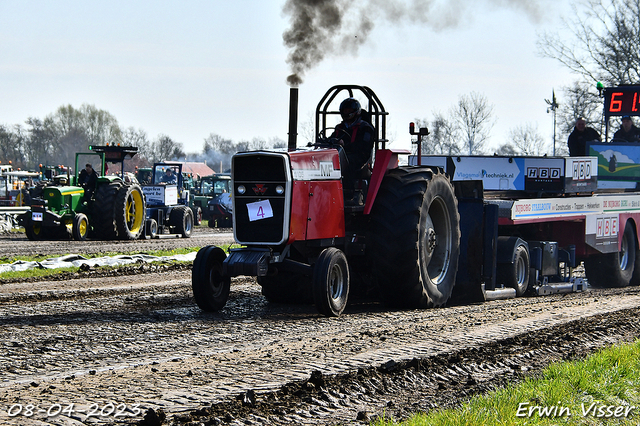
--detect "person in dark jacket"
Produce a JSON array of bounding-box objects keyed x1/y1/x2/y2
[
  {"x1": 567, "y1": 117, "x2": 601, "y2": 156},
  {"x1": 160, "y1": 168, "x2": 177, "y2": 184},
  {"x1": 331, "y1": 98, "x2": 376, "y2": 205},
  {"x1": 613, "y1": 116, "x2": 640, "y2": 142},
  {"x1": 78, "y1": 163, "x2": 97, "y2": 200}
]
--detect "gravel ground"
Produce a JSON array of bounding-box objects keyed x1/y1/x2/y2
[
  {"x1": 2, "y1": 228, "x2": 640, "y2": 425},
  {"x1": 0, "y1": 225, "x2": 232, "y2": 258}
]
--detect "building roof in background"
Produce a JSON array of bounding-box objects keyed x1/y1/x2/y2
[{"x1": 181, "y1": 162, "x2": 215, "y2": 178}]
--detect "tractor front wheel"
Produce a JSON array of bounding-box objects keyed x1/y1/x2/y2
[
  {"x1": 312, "y1": 247, "x2": 350, "y2": 317},
  {"x1": 145, "y1": 219, "x2": 158, "y2": 239},
  {"x1": 72, "y1": 213, "x2": 89, "y2": 241},
  {"x1": 25, "y1": 217, "x2": 44, "y2": 241},
  {"x1": 192, "y1": 246, "x2": 231, "y2": 311}
]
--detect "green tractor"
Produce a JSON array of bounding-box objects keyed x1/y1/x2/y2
[
  {"x1": 18, "y1": 145, "x2": 146, "y2": 241},
  {"x1": 191, "y1": 174, "x2": 232, "y2": 227}
]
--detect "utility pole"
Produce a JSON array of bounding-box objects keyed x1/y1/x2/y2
[{"x1": 545, "y1": 90, "x2": 559, "y2": 156}]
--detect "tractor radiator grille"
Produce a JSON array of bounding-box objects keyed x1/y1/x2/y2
[{"x1": 233, "y1": 153, "x2": 291, "y2": 245}]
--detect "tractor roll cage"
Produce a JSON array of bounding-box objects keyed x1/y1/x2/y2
[{"x1": 315, "y1": 85, "x2": 389, "y2": 150}]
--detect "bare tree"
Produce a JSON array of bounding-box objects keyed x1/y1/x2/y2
[
  {"x1": 298, "y1": 112, "x2": 316, "y2": 146},
  {"x1": 204, "y1": 133, "x2": 235, "y2": 156},
  {"x1": 0, "y1": 124, "x2": 27, "y2": 169},
  {"x1": 269, "y1": 136, "x2": 287, "y2": 149},
  {"x1": 152, "y1": 135, "x2": 185, "y2": 163},
  {"x1": 413, "y1": 115, "x2": 462, "y2": 155},
  {"x1": 507, "y1": 123, "x2": 551, "y2": 156},
  {"x1": 203, "y1": 133, "x2": 236, "y2": 173},
  {"x1": 558, "y1": 81, "x2": 603, "y2": 136},
  {"x1": 495, "y1": 143, "x2": 517, "y2": 156},
  {"x1": 539, "y1": 0, "x2": 640, "y2": 86},
  {"x1": 24, "y1": 117, "x2": 56, "y2": 169},
  {"x1": 539, "y1": 0, "x2": 640, "y2": 143},
  {"x1": 80, "y1": 104, "x2": 122, "y2": 146},
  {"x1": 451, "y1": 92, "x2": 495, "y2": 155}
]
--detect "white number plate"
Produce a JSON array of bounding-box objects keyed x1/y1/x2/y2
[
  {"x1": 32, "y1": 212, "x2": 43, "y2": 222},
  {"x1": 246, "y1": 200, "x2": 273, "y2": 222}
]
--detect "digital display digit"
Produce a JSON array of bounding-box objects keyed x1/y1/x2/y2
[{"x1": 604, "y1": 86, "x2": 640, "y2": 117}]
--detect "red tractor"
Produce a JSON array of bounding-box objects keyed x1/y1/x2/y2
[{"x1": 192, "y1": 85, "x2": 461, "y2": 316}]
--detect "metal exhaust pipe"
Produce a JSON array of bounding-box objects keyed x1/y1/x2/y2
[{"x1": 288, "y1": 87, "x2": 298, "y2": 152}]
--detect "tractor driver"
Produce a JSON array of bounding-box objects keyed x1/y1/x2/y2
[
  {"x1": 331, "y1": 98, "x2": 376, "y2": 206},
  {"x1": 161, "y1": 168, "x2": 177, "y2": 184},
  {"x1": 78, "y1": 163, "x2": 97, "y2": 201}
]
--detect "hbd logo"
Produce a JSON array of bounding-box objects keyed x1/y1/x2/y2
[
  {"x1": 252, "y1": 184, "x2": 268, "y2": 195},
  {"x1": 526, "y1": 168, "x2": 561, "y2": 179},
  {"x1": 572, "y1": 161, "x2": 592, "y2": 180}
]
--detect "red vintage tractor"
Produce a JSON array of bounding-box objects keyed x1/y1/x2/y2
[{"x1": 192, "y1": 85, "x2": 461, "y2": 316}]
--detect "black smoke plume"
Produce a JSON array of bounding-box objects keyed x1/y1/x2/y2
[{"x1": 282, "y1": 0, "x2": 543, "y2": 86}]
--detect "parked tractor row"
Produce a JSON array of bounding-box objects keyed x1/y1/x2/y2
[{"x1": 18, "y1": 146, "x2": 194, "y2": 240}]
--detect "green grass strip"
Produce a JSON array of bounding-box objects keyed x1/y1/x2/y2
[{"x1": 374, "y1": 339, "x2": 640, "y2": 426}]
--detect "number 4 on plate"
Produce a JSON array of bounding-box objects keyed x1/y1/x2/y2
[{"x1": 247, "y1": 200, "x2": 274, "y2": 222}]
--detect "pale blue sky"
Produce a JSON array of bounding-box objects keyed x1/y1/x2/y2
[{"x1": 0, "y1": 1, "x2": 578, "y2": 154}]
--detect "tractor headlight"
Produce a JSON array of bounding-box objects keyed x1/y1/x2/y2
[
  {"x1": 237, "y1": 185, "x2": 246, "y2": 195},
  {"x1": 275, "y1": 185, "x2": 284, "y2": 195}
]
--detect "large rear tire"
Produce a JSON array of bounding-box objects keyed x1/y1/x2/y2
[
  {"x1": 92, "y1": 181, "x2": 123, "y2": 240},
  {"x1": 192, "y1": 246, "x2": 231, "y2": 312},
  {"x1": 585, "y1": 220, "x2": 636, "y2": 288},
  {"x1": 170, "y1": 206, "x2": 193, "y2": 238},
  {"x1": 312, "y1": 248, "x2": 350, "y2": 317},
  {"x1": 368, "y1": 167, "x2": 460, "y2": 308},
  {"x1": 115, "y1": 184, "x2": 146, "y2": 240}
]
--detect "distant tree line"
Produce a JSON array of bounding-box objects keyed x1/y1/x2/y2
[{"x1": 0, "y1": 104, "x2": 285, "y2": 174}]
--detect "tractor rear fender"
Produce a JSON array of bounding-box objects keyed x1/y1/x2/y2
[{"x1": 363, "y1": 149, "x2": 411, "y2": 215}]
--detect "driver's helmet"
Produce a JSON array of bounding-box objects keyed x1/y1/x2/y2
[{"x1": 339, "y1": 98, "x2": 361, "y2": 122}]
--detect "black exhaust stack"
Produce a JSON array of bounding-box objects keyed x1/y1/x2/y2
[{"x1": 288, "y1": 87, "x2": 298, "y2": 152}]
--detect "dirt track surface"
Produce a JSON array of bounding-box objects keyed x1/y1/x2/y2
[
  {"x1": 0, "y1": 226, "x2": 232, "y2": 258},
  {"x1": 2, "y1": 229, "x2": 640, "y2": 425}
]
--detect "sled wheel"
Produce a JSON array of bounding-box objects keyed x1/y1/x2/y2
[
  {"x1": 585, "y1": 220, "x2": 636, "y2": 288},
  {"x1": 497, "y1": 240, "x2": 530, "y2": 296}
]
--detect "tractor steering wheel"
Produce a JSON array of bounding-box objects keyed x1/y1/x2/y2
[{"x1": 315, "y1": 127, "x2": 350, "y2": 148}]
